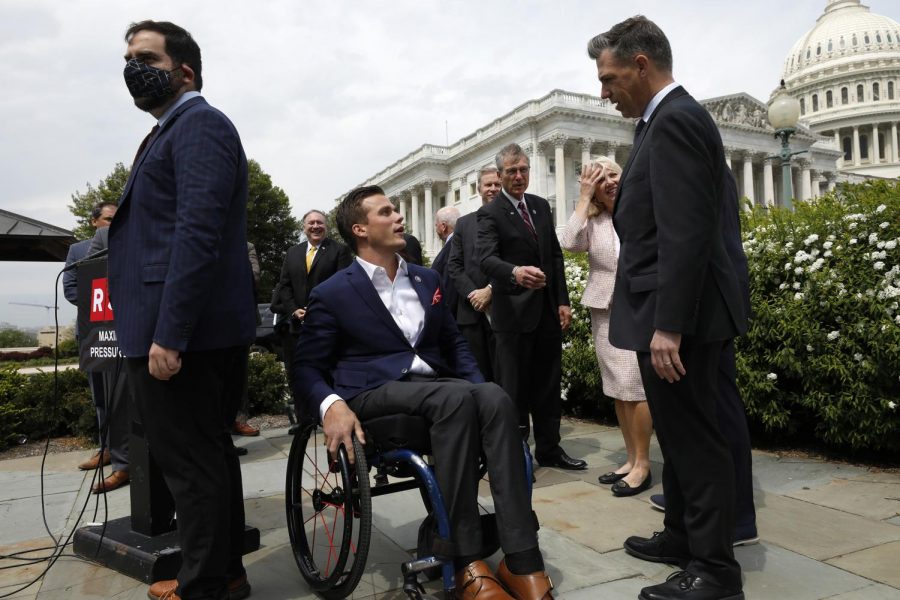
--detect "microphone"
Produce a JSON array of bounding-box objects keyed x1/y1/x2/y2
[{"x1": 62, "y1": 248, "x2": 109, "y2": 272}]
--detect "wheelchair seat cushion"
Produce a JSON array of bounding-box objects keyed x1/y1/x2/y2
[{"x1": 363, "y1": 414, "x2": 432, "y2": 455}]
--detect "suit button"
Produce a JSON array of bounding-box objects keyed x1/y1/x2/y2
[{"x1": 401, "y1": 368, "x2": 409, "y2": 374}]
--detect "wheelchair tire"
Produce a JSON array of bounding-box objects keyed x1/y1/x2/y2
[{"x1": 286, "y1": 424, "x2": 371, "y2": 599}]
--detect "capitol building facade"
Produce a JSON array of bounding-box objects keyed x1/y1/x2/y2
[{"x1": 338, "y1": 0, "x2": 898, "y2": 257}]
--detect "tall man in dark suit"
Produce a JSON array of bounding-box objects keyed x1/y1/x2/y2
[
  {"x1": 477, "y1": 143, "x2": 586, "y2": 471},
  {"x1": 295, "y1": 185, "x2": 554, "y2": 600},
  {"x1": 448, "y1": 167, "x2": 501, "y2": 381},
  {"x1": 588, "y1": 16, "x2": 747, "y2": 600},
  {"x1": 271, "y1": 209, "x2": 352, "y2": 418},
  {"x1": 430, "y1": 205, "x2": 459, "y2": 318},
  {"x1": 107, "y1": 20, "x2": 256, "y2": 600},
  {"x1": 64, "y1": 202, "x2": 116, "y2": 473}
]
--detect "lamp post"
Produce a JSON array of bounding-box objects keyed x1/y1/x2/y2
[{"x1": 767, "y1": 80, "x2": 804, "y2": 209}]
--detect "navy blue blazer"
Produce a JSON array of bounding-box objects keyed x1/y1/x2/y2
[
  {"x1": 63, "y1": 239, "x2": 91, "y2": 305},
  {"x1": 108, "y1": 96, "x2": 256, "y2": 357},
  {"x1": 293, "y1": 260, "x2": 483, "y2": 417}
]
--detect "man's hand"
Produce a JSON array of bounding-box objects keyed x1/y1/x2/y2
[
  {"x1": 292, "y1": 307, "x2": 307, "y2": 321},
  {"x1": 148, "y1": 343, "x2": 181, "y2": 380},
  {"x1": 468, "y1": 286, "x2": 492, "y2": 312},
  {"x1": 559, "y1": 305, "x2": 572, "y2": 330},
  {"x1": 515, "y1": 266, "x2": 546, "y2": 289},
  {"x1": 322, "y1": 400, "x2": 366, "y2": 463},
  {"x1": 650, "y1": 329, "x2": 685, "y2": 383}
]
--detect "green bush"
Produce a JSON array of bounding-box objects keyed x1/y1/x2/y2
[
  {"x1": 737, "y1": 180, "x2": 899, "y2": 455},
  {"x1": 247, "y1": 350, "x2": 290, "y2": 416}
]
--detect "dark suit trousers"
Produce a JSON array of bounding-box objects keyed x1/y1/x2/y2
[
  {"x1": 99, "y1": 360, "x2": 130, "y2": 473},
  {"x1": 493, "y1": 301, "x2": 562, "y2": 459},
  {"x1": 638, "y1": 342, "x2": 741, "y2": 590},
  {"x1": 458, "y1": 316, "x2": 495, "y2": 382},
  {"x1": 717, "y1": 340, "x2": 756, "y2": 531},
  {"x1": 349, "y1": 378, "x2": 536, "y2": 557},
  {"x1": 126, "y1": 346, "x2": 247, "y2": 600}
]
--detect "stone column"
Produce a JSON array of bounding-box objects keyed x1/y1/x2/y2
[
  {"x1": 763, "y1": 158, "x2": 775, "y2": 207},
  {"x1": 458, "y1": 177, "x2": 467, "y2": 204},
  {"x1": 423, "y1": 179, "x2": 435, "y2": 254},
  {"x1": 410, "y1": 188, "x2": 420, "y2": 240},
  {"x1": 523, "y1": 142, "x2": 539, "y2": 197},
  {"x1": 852, "y1": 126, "x2": 861, "y2": 166},
  {"x1": 826, "y1": 173, "x2": 837, "y2": 192},
  {"x1": 834, "y1": 130, "x2": 843, "y2": 168},
  {"x1": 398, "y1": 191, "x2": 409, "y2": 225},
  {"x1": 581, "y1": 138, "x2": 594, "y2": 168},
  {"x1": 606, "y1": 142, "x2": 619, "y2": 162},
  {"x1": 800, "y1": 161, "x2": 812, "y2": 201},
  {"x1": 724, "y1": 147, "x2": 734, "y2": 170},
  {"x1": 872, "y1": 124, "x2": 881, "y2": 164},
  {"x1": 552, "y1": 134, "x2": 568, "y2": 228},
  {"x1": 891, "y1": 122, "x2": 898, "y2": 164},
  {"x1": 742, "y1": 155, "x2": 755, "y2": 204}
]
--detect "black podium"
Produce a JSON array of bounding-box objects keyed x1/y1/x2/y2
[{"x1": 71, "y1": 256, "x2": 259, "y2": 582}]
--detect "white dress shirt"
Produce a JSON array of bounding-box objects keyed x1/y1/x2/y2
[
  {"x1": 640, "y1": 81, "x2": 680, "y2": 124},
  {"x1": 319, "y1": 255, "x2": 436, "y2": 421}
]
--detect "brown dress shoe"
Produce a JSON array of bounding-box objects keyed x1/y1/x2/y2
[
  {"x1": 91, "y1": 470, "x2": 130, "y2": 494},
  {"x1": 79, "y1": 449, "x2": 111, "y2": 471},
  {"x1": 228, "y1": 573, "x2": 252, "y2": 600},
  {"x1": 147, "y1": 579, "x2": 180, "y2": 600},
  {"x1": 496, "y1": 559, "x2": 553, "y2": 600},
  {"x1": 232, "y1": 421, "x2": 260, "y2": 436},
  {"x1": 456, "y1": 560, "x2": 514, "y2": 600}
]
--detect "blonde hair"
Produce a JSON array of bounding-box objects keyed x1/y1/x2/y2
[{"x1": 586, "y1": 156, "x2": 622, "y2": 218}]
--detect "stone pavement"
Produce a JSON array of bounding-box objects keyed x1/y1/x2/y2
[{"x1": 1, "y1": 419, "x2": 898, "y2": 599}]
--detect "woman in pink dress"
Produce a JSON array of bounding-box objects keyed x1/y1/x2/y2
[{"x1": 561, "y1": 157, "x2": 653, "y2": 497}]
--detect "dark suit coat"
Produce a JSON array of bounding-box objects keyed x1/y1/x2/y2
[
  {"x1": 402, "y1": 233, "x2": 423, "y2": 265},
  {"x1": 107, "y1": 96, "x2": 256, "y2": 357},
  {"x1": 63, "y1": 239, "x2": 91, "y2": 305},
  {"x1": 430, "y1": 236, "x2": 458, "y2": 318},
  {"x1": 293, "y1": 261, "x2": 483, "y2": 417},
  {"x1": 448, "y1": 212, "x2": 490, "y2": 326},
  {"x1": 610, "y1": 86, "x2": 747, "y2": 352},
  {"x1": 476, "y1": 192, "x2": 570, "y2": 333},
  {"x1": 270, "y1": 238, "x2": 353, "y2": 317}
]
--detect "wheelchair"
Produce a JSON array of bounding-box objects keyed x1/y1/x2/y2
[{"x1": 284, "y1": 414, "x2": 534, "y2": 600}]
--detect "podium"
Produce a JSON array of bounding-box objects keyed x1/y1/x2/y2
[{"x1": 71, "y1": 256, "x2": 259, "y2": 582}]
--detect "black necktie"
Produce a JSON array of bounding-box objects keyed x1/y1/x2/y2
[
  {"x1": 132, "y1": 124, "x2": 160, "y2": 167},
  {"x1": 633, "y1": 119, "x2": 646, "y2": 143}
]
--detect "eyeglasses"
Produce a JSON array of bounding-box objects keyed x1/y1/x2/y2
[{"x1": 503, "y1": 167, "x2": 530, "y2": 176}]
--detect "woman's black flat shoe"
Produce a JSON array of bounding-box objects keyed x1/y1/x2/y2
[
  {"x1": 598, "y1": 471, "x2": 629, "y2": 485},
  {"x1": 611, "y1": 472, "x2": 653, "y2": 497}
]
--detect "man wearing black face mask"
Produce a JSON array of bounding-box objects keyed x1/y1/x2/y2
[{"x1": 107, "y1": 20, "x2": 255, "y2": 600}]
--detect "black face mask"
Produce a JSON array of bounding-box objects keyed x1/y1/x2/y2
[{"x1": 123, "y1": 58, "x2": 178, "y2": 99}]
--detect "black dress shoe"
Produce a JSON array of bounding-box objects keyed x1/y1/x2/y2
[
  {"x1": 537, "y1": 449, "x2": 587, "y2": 470},
  {"x1": 598, "y1": 471, "x2": 628, "y2": 484},
  {"x1": 612, "y1": 472, "x2": 652, "y2": 497},
  {"x1": 624, "y1": 531, "x2": 690, "y2": 566},
  {"x1": 640, "y1": 570, "x2": 744, "y2": 600}
]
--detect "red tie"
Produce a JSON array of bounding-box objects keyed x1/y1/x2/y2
[
  {"x1": 132, "y1": 124, "x2": 160, "y2": 167},
  {"x1": 517, "y1": 201, "x2": 537, "y2": 239}
]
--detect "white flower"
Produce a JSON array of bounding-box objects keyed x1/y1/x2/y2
[
  {"x1": 849, "y1": 222, "x2": 858, "y2": 229},
  {"x1": 824, "y1": 250, "x2": 833, "y2": 258},
  {"x1": 869, "y1": 233, "x2": 879, "y2": 244},
  {"x1": 803, "y1": 234, "x2": 819, "y2": 246},
  {"x1": 874, "y1": 261, "x2": 885, "y2": 270},
  {"x1": 792, "y1": 282, "x2": 801, "y2": 289},
  {"x1": 808, "y1": 258, "x2": 825, "y2": 272},
  {"x1": 876, "y1": 204, "x2": 887, "y2": 213},
  {"x1": 794, "y1": 292, "x2": 804, "y2": 301},
  {"x1": 886, "y1": 240, "x2": 897, "y2": 250},
  {"x1": 806, "y1": 345, "x2": 814, "y2": 352},
  {"x1": 794, "y1": 266, "x2": 804, "y2": 275},
  {"x1": 880, "y1": 222, "x2": 889, "y2": 229},
  {"x1": 779, "y1": 283, "x2": 788, "y2": 290},
  {"x1": 827, "y1": 330, "x2": 840, "y2": 341},
  {"x1": 784, "y1": 262, "x2": 793, "y2": 270},
  {"x1": 827, "y1": 234, "x2": 836, "y2": 241},
  {"x1": 889, "y1": 401, "x2": 897, "y2": 410},
  {"x1": 766, "y1": 373, "x2": 778, "y2": 381},
  {"x1": 877, "y1": 241, "x2": 886, "y2": 249},
  {"x1": 823, "y1": 241, "x2": 833, "y2": 250},
  {"x1": 849, "y1": 238, "x2": 857, "y2": 245},
  {"x1": 853, "y1": 353, "x2": 863, "y2": 361}
]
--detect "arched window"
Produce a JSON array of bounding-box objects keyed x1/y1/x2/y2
[
  {"x1": 857, "y1": 84, "x2": 865, "y2": 101},
  {"x1": 806, "y1": 47, "x2": 811, "y2": 59},
  {"x1": 852, "y1": 34, "x2": 858, "y2": 46},
  {"x1": 828, "y1": 40, "x2": 833, "y2": 52},
  {"x1": 816, "y1": 44, "x2": 822, "y2": 56},
  {"x1": 873, "y1": 82, "x2": 880, "y2": 101},
  {"x1": 800, "y1": 98, "x2": 806, "y2": 115},
  {"x1": 864, "y1": 33, "x2": 870, "y2": 44},
  {"x1": 812, "y1": 94, "x2": 819, "y2": 111},
  {"x1": 840, "y1": 36, "x2": 846, "y2": 49},
  {"x1": 876, "y1": 32, "x2": 882, "y2": 43},
  {"x1": 842, "y1": 137, "x2": 852, "y2": 161},
  {"x1": 826, "y1": 90, "x2": 834, "y2": 108},
  {"x1": 841, "y1": 87, "x2": 849, "y2": 104},
  {"x1": 860, "y1": 134, "x2": 869, "y2": 160},
  {"x1": 889, "y1": 81, "x2": 895, "y2": 100}
]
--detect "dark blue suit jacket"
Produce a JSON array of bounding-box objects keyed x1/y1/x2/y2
[
  {"x1": 63, "y1": 239, "x2": 91, "y2": 305},
  {"x1": 293, "y1": 260, "x2": 483, "y2": 417},
  {"x1": 108, "y1": 96, "x2": 256, "y2": 357}
]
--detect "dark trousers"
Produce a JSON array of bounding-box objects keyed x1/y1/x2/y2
[
  {"x1": 350, "y1": 378, "x2": 536, "y2": 557},
  {"x1": 638, "y1": 341, "x2": 741, "y2": 591},
  {"x1": 717, "y1": 340, "x2": 756, "y2": 531},
  {"x1": 125, "y1": 346, "x2": 248, "y2": 600},
  {"x1": 99, "y1": 360, "x2": 131, "y2": 473},
  {"x1": 458, "y1": 316, "x2": 495, "y2": 382},
  {"x1": 493, "y1": 309, "x2": 562, "y2": 459}
]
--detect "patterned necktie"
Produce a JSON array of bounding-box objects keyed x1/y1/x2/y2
[
  {"x1": 517, "y1": 201, "x2": 537, "y2": 239},
  {"x1": 306, "y1": 245, "x2": 316, "y2": 272},
  {"x1": 132, "y1": 124, "x2": 160, "y2": 167}
]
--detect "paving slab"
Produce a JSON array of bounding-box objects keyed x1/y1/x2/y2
[
  {"x1": 531, "y1": 527, "x2": 640, "y2": 595},
  {"x1": 826, "y1": 540, "x2": 900, "y2": 589},
  {"x1": 825, "y1": 583, "x2": 900, "y2": 599},
  {"x1": 788, "y1": 478, "x2": 900, "y2": 521},
  {"x1": 563, "y1": 576, "x2": 654, "y2": 600},
  {"x1": 755, "y1": 492, "x2": 900, "y2": 560},
  {"x1": 238, "y1": 456, "x2": 288, "y2": 499},
  {"x1": 2, "y1": 492, "x2": 80, "y2": 546},
  {"x1": 888, "y1": 516, "x2": 900, "y2": 526},
  {"x1": 750, "y1": 452, "x2": 868, "y2": 495},
  {"x1": 0, "y1": 470, "x2": 87, "y2": 502}
]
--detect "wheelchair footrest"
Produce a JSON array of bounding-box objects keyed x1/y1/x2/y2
[{"x1": 402, "y1": 555, "x2": 444, "y2": 576}]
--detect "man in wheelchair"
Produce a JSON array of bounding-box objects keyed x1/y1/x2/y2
[{"x1": 293, "y1": 185, "x2": 554, "y2": 600}]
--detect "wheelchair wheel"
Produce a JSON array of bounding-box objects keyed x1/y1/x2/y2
[{"x1": 286, "y1": 424, "x2": 371, "y2": 599}]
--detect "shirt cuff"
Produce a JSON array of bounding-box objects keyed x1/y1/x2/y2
[{"x1": 319, "y1": 394, "x2": 343, "y2": 423}]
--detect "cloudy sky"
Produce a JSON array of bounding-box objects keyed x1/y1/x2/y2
[{"x1": 1, "y1": 0, "x2": 896, "y2": 329}]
